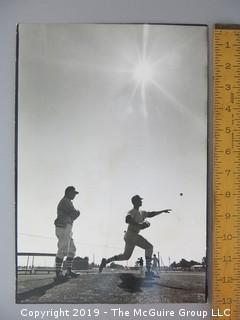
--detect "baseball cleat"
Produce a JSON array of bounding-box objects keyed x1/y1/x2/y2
[
  {"x1": 54, "y1": 272, "x2": 67, "y2": 283},
  {"x1": 99, "y1": 258, "x2": 107, "y2": 273},
  {"x1": 153, "y1": 273, "x2": 160, "y2": 278},
  {"x1": 65, "y1": 271, "x2": 80, "y2": 279}
]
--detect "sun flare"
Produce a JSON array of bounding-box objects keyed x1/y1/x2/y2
[{"x1": 132, "y1": 59, "x2": 154, "y2": 85}]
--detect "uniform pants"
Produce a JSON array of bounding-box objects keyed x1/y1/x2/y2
[
  {"x1": 152, "y1": 265, "x2": 160, "y2": 274},
  {"x1": 55, "y1": 224, "x2": 76, "y2": 259},
  {"x1": 112, "y1": 232, "x2": 153, "y2": 261}
]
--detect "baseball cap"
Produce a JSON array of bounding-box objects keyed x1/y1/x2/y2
[
  {"x1": 65, "y1": 186, "x2": 79, "y2": 194},
  {"x1": 131, "y1": 194, "x2": 143, "y2": 204}
]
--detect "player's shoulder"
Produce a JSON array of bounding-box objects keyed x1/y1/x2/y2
[
  {"x1": 58, "y1": 196, "x2": 71, "y2": 206},
  {"x1": 127, "y1": 208, "x2": 137, "y2": 215},
  {"x1": 140, "y1": 210, "x2": 148, "y2": 217}
]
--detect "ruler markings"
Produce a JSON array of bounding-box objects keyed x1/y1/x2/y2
[{"x1": 212, "y1": 25, "x2": 240, "y2": 320}]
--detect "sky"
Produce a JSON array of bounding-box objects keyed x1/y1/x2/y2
[{"x1": 17, "y1": 24, "x2": 208, "y2": 267}]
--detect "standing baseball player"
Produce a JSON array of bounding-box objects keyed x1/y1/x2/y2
[
  {"x1": 152, "y1": 254, "x2": 160, "y2": 276},
  {"x1": 99, "y1": 195, "x2": 171, "y2": 277},
  {"x1": 54, "y1": 186, "x2": 80, "y2": 281},
  {"x1": 139, "y1": 257, "x2": 144, "y2": 275}
]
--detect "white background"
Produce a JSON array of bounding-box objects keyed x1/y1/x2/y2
[{"x1": 18, "y1": 24, "x2": 207, "y2": 267}]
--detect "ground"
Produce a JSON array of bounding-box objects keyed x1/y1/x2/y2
[{"x1": 17, "y1": 270, "x2": 206, "y2": 304}]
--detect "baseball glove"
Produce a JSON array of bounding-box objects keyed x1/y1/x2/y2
[{"x1": 140, "y1": 221, "x2": 150, "y2": 229}]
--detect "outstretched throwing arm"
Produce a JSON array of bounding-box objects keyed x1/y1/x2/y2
[{"x1": 147, "y1": 209, "x2": 172, "y2": 218}]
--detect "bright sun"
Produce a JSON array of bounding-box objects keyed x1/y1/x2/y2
[{"x1": 132, "y1": 59, "x2": 154, "y2": 85}]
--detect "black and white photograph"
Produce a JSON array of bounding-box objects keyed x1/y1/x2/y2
[{"x1": 16, "y1": 23, "x2": 208, "y2": 304}]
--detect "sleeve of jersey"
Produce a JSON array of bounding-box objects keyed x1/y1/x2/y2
[{"x1": 141, "y1": 210, "x2": 149, "y2": 220}]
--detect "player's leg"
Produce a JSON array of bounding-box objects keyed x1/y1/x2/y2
[
  {"x1": 152, "y1": 262, "x2": 159, "y2": 276},
  {"x1": 64, "y1": 225, "x2": 79, "y2": 278},
  {"x1": 109, "y1": 242, "x2": 135, "y2": 262},
  {"x1": 99, "y1": 241, "x2": 135, "y2": 272},
  {"x1": 135, "y1": 235, "x2": 153, "y2": 275},
  {"x1": 65, "y1": 238, "x2": 79, "y2": 278},
  {"x1": 152, "y1": 263, "x2": 156, "y2": 273},
  {"x1": 55, "y1": 227, "x2": 68, "y2": 280}
]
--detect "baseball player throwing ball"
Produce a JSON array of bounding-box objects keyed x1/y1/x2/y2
[
  {"x1": 99, "y1": 195, "x2": 171, "y2": 277},
  {"x1": 54, "y1": 186, "x2": 80, "y2": 281}
]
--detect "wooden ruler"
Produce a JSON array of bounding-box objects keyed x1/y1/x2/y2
[{"x1": 212, "y1": 24, "x2": 240, "y2": 319}]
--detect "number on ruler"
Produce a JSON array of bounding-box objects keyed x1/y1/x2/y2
[
  {"x1": 225, "y1": 169, "x2": 231, "y2": 175},
  {"x1": 225, "y1": 148, "x2": 231, "y2": 155},
  {"x1": 225, "y1": 212, "x2": 231, "y2": 219},
  {"x1": 222, "y1": 277, "x2": 233, "y2": 284},
  {"x1": 223, "y1": 256, "x2": 232, "y2": 262},
  {"x1": 223, "y1": 234, "x2": 233, "y2": 240},
  {"x1": 225, "y1": 191, "x2": 231, "y2": 197},
  {"x1": 223, "y1": 297, "x2": 232, "y2": 305},
  {"x1": 225, "y1": 105, "x2": 231, "y2": 112},
  {"x1": 225, "y1": 63, "x2": 231, "y2": 69},
  {"x1": 225, "y1": 41, "x2": 231, "y2": 48}
]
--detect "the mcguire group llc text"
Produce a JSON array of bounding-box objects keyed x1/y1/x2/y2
[{"x1": 20, "y1": 307, "x2": 231, "y2": 319}]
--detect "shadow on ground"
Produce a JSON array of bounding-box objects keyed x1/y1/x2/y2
[
  {"x1": 17, "y1": 271, "x2": 206, "y2": 304},
  {"x1": 16, "y1": 279, "x2": 67, "y2": 302},
  {"x1": 118, "y1": 273, "x2": 188, "y2": 293},
  {"x1": 118, "y1": 273, "x2": 143, "y2": 292}
]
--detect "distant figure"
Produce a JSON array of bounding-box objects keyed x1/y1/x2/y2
[
  {"x1": 99, "y1": 195, "x2": 171, "y2": 277},
  {"x1": 54, "y1": 186, "x2": 80, "y2": 281},
  {"x1": 152, "y1": 254, "x2": 160, "y2": 276},
  {"x1": 139, "y1": 257, "x2": 144, "y2": 266},
  {"x1": 139, "y1": 257, "x2": 144, "y2": 275}
]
